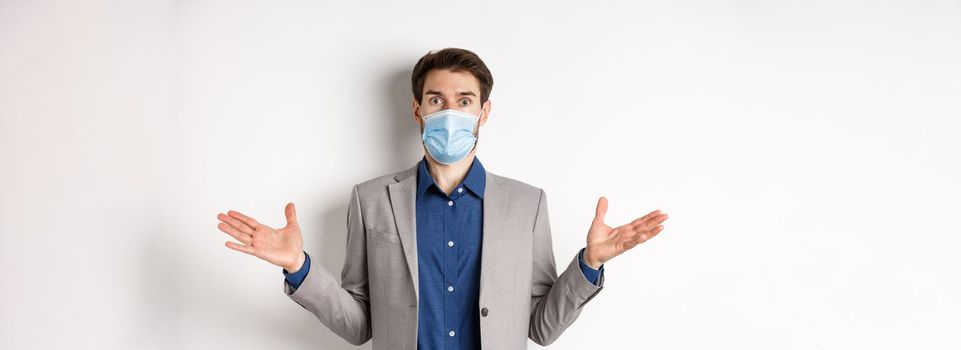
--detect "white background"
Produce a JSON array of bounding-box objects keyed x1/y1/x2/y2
[{"x1": 2, "y1": 0, "x2": 959, "y2": 349}]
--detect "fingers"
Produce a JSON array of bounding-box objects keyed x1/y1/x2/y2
[
  {"x1": 612, "y1": 209, "x2": 668, "y2": 235},
  {"x1": 227, "y1": 210, "x2": 261, "y2": 231},
  {"x1": 285, "y1": 202, "x2": 298, "y2": 227},
  {"x1": 625, "y1": 210, "x2": 656, "y2": 228},
  {"x1": 622, "y1": 224, "x2": 664, "y2": 250},
  {"x1": 218, "y1": 213, "x2": 255, "y2": 235},
  {"x1": 624, "y1": 211, "x2": 668, "y2": 243},
  {"x1": 593, "y1": 196, "x2": 608, "y2": 224},
  {"x1": 605, "y1": 208, "x2": 668, "y2": 253},
  {"x1": 645, "y1": 212, "x2": 668, "y2": 228},
  {"x1": 629, "y1": 210, "x2": 668, "y2": 230},
  {"x1": 648, "y1": 213, "x2": 668, "y2": 228},
  {"x1": 639, "y1": 225, "x2": 664, "y2": 243},
  {"x1": 225, "y1": 241, "x2": 257, "y2": 256},
  {"x1": 217, "y1": 222, "x2": 252, "y2": 244}
]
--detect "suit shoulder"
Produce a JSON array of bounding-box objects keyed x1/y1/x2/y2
[
  {"x1": 351, "y1": 165, "x2": 414, "y2": 198},
  {"x1": 354, "y1": 172, "x2": 398, "y2": 193},
  {"x1": 490, "y1": 172, "x2": 544, "y2": 198}
]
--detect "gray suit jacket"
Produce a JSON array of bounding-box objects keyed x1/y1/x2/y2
[{"x1": 283, "y1": 162, "x2": 605, "y2": 349}]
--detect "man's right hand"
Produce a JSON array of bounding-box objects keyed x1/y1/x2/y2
[{"x1": 217, "y1": 202, "x2": 306, "y2": 272}]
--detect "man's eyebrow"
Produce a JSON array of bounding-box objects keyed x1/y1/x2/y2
[{"x1": 424, "y1": 90, "x2": 477, "y2": 97}]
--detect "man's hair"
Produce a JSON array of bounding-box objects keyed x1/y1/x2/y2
[{"x1": 411, "y1": 47, "x2": 494, "y2": 105}]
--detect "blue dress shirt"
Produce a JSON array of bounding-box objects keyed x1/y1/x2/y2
[
  {"x1": 414, "y1": 155, "x2": 486, "y2": 349},
  {"x1": 283, "y1": 251, "x2": 311, "y2": 289},
  {"x1": 282, "y1": 156, "x2": 604, "y2": 349}
]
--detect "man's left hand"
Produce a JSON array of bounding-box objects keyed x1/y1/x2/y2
[{"x1": 583, "y1": 196, "x2": 668, "y2": 269}]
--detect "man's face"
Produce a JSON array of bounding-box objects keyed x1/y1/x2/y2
[{"x1": 412, "y1": 69, "x2": 490, "y2": 135}]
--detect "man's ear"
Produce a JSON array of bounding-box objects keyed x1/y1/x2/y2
[
  {"x1": 479, "y1": 99, "x2": 491, "y2": 127},
  {"x1": 412, "y1": 98, "x2": 422, "y2": 123}
]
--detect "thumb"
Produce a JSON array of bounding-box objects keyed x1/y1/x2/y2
[
  {"x1": 593, "y1": 196, "x2": 608, "y2": 224},
  {"x1": 285, "y1": 202, "x2": 298, "y2": 226}
]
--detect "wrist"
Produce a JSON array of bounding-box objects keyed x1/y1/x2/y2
[
  {"x1": 583, "y1": 246, "x2": 603, "y2": 270},
  {"x1": 285, "y1": 251, "x2": 306, "y2": 272}
]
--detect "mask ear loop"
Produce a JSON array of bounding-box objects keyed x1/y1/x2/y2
[{"x1": 467, "y1": 109, "x2": 482, "y2": 156}]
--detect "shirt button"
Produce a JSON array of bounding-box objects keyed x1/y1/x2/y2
[
  {"x1": 449, "y1": 330, "x2": 456, "y2": 337},
  {"x1": 457, "y1": 188, "x2": 463, "y2": 193},
  {"x1": 448, "y1": 240, "x2": 454, "y2": 247},
  {"x1": 448, "y1": 285, "x2": 454, "y2": 292},
  {"x1": 448, "y1": 200, "x2": 453, "y2": 206}
]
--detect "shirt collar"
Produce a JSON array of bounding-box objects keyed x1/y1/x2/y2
[{"x1": 416, "y1": 155, "x2": 486, "y2": 199}]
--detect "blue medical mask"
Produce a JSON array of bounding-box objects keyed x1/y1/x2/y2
[{"x1": 420, "y1": 108, "x2": 481, "y2": 165}]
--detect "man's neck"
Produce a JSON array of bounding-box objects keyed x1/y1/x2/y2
[{"x1": 424, "y1": 151, "x2": 475, "y2": 196}]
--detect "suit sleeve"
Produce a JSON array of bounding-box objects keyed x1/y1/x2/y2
[
  {"x1": 528, "y1": 188, "x2": 605, "y2": 346},
  {"x1": 281, "y1": 184, "x2": 372, "y2": 346}
]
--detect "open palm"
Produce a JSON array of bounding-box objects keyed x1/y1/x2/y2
[
  {"x1": 584, "y1": 196, "x2": 668, "y2": 268},
  {"x1": 216, "y1": 202, "x2": 306, "y2": 272}
]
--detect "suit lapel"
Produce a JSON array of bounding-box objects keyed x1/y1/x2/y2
[
  {"x1": 479, "y1": 170, "x2": 509, "y2": 303},
  {"x1": 387, "y1": 164, "x2": 420, "y2": 299}
]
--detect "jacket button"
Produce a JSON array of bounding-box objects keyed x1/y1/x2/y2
[{"x1": 481, "y1": 307, "x2": 489, "y2": 317}]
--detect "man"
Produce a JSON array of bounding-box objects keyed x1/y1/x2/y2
[{"x1": 215, "y1": 47, "x2": 669, "y2": 349}]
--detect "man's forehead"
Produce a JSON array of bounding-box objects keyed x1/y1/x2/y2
[{"x1": 423, "y1": 70, "x2": 480, "y2": 94}]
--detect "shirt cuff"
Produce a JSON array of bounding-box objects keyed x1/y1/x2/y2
[
  {"x1": 282, "y1": 251, "x2": 310, "y2": 290},
  {"x1": 578, "y1": 247, "x2": 603, "y2": 285}
]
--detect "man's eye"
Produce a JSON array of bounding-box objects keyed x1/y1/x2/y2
[
  {"x1": 430, "y1": 97, "x2": 442, "y2": 104},
  {"x1": 459, "y1": 99, "x2": 470, "y2": 106}
]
